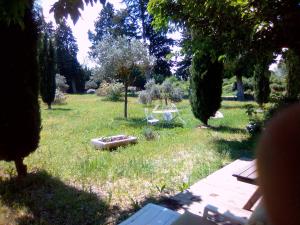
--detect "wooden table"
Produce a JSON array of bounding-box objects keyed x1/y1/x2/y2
[
  {"x1": 232, "y1": 160, "x2": 261, "y2": 211},
  {"x1": 232, "y1": 160, "x2": 257, "y2": 185}
]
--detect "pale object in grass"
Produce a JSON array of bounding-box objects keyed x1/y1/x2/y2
[
  {"x1": 211, "y1": 111, "x2": 224, "y2": 119},
  {"x1": 91, "y1": 135, "x2": 137, "y2": 150}
]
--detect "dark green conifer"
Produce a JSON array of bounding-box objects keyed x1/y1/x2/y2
[
  {"x1": 190, "y1": 52, "x2": 224, "y2": 126},
  {"x1": 40, "y1": 35, "x2": 56, "y2": 109},
  {"x1": 0, "y1": 1, "x2": 41, "y2": 177}
]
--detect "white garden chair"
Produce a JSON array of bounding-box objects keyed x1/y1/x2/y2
[{"x1": 144, "y1": 108, "x2": 159, "y2": 125}]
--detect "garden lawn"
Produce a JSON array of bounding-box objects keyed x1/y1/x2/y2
[{"x1": 0, "y1": 95, "x2": 256, "y2": 225}]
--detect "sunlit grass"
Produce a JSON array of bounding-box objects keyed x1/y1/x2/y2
[{"x1": 0, "y1": 95, "x2": 256, "y2": 224}]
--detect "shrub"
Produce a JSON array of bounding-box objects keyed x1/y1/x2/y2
[
  {"x1": 56, "y1": 74, "x2": 69, "y2": 92},
  {"x1": 143, "y1": 128, "x2": 157, "y2": 141},
  {"x1": 53, "y1": 89, "x2": 67, "y2": 105},
  {"x1": 145, "y1": 79, "x2": 156, "y2": 90},
  {"x1": 245, "y1": 104, "x2": 263, "y2": 136},
  {"x1": 170, "y1": 87, "x2": 184, "y2": 102},
  {"x1": 96, "y1": 81, "x2": 110, "y2": 96},
  {"x1": 150, "y1": 84, "x2": 161, "y2": 100},
  {"x1": 106, "y1": 82, "x2": 124, "y2": 101},
  {"x1": 85, "y1": 80, "x2": 98, "y2": 90},
  {"x1": 138, "y1": 90, "x2": 152, "y2": 105},
  {"x1": 128, "y1": 86, "x2": 137, "y2": 97}
]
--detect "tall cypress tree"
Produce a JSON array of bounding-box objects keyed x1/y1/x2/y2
[
  {"x1": 40, "y1": 35, "x2": 56, "y2": 109},
  {"x1": 254, "y1": 62, "x2": 271, "y2": 107},
  {"x1": 55, "y1": 20, "x2": 84, "y2": 93},
  {"x1": 285, "y1": 49, "x2": 300, "y2": 101},
  {"x1": 190, "y1": 52, "x2": 224, "y2": 126},
  {"x1": 0, "y1": 1, "x2": 41, "y2": 177}
]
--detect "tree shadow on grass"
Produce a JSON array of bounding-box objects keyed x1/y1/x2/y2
[
  {"x1": 115, "y1": 117, "x2": 184, "y2": 129},
  {"x1": 0, "y1": 171, "x2": 114, "y2": 225},
  {"x1": 221, "y1": 104, "x2": 250, "y2": 110},
  {"x1": 50, "y1": 108, "x2": 72, "y2": 111},
  {"x1": 210, "y1": 125, "x2": 248, "y2": 135},
  {"x1": 213, "y1": 135, "x2": 258, "y2": 160}
]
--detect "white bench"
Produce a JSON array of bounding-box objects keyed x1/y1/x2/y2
[{"x1": 119, "y1": 203, "x2": 181, "y2": 225}]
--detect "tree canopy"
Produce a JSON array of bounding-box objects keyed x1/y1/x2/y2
[{"x1": 91, "y1": 35, "x2": 154, "y2": 118}]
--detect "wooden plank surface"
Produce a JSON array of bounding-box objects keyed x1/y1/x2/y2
[
  {"x1": 172, "y1": 159, "x2": 259, "y2": 218},
  {"x1": 232, "y1": 160, "x2": 257, "y2": 185}
]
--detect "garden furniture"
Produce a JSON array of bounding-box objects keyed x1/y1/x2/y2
[
  {"x1": 118, "y1": 159, "x2": 260, "y2": 225},
  {"x1": 144, "y1": 108, "x2": 160, "y2": 125},
  {"x1": 152, "y1": 104, "x2": 186, "y2": 124},
  {"x1": 232, "y1": 160, "x2": 261, "y2": 211}
]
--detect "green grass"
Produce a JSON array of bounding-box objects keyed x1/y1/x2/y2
[{"x1": 0, "y1": 95, "x2": 256, "y2": 224}]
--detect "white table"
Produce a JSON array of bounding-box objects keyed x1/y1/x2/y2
[{"x1": 152, "y1": 109, "x2": 185, "y2": 124}]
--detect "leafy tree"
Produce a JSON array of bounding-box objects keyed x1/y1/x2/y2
[
  {"x1": 124, "y1": 0, "x2": 173, "y2": 80},
  {"x1": 55, "y1": 20, "x2": 85, "y2": 93},
  {"x1": 0, "y1": 0, "x2": 41, "y2": 177},
  {"x1": 175, "y1": 28, "x2": 192, "y2": 81},
  {"x1": 190, "y1": 52, "x2": 224, "y2": 126},
  {"x1": 88, "y1": 2, "x2": 115, "y2": 45},
  {"x1": 56, "y1": 74, "x2": 69, "y2": 92},
  {"x1": 148, "y1": 0, "x2": 253, "y2": 123},
  {"x1": 0, "y1": 0, "x2": 104, "y2": 177},
  {"x1": 89, "y1": 2, "x2": 138, "y2": 52},
  {"x1": 91, "y1": 36, "x2": 153, "y2": 118},
  {"x1": 40, "y1": 35, "x2": 57, "y2": 109}
]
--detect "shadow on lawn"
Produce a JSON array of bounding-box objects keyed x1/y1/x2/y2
[
  {"x1": 0, "y1": 171, "x2": 114, "y2": 225},
  {"x1": 0, "y1": 170, "x2": 186, "y2": 225},
  {"x1": 50, "y1": 108, "x2": 72, "y2": 111},
  {"x1": 213, "y1": 135, "x2": 258, "y2": 160},
  {"x1": 115, "y1": 117, "x2": 184, "y2": 129},
  {"x1": 210, "y1": 125, "x2": 248, "y2": 135},
  {"x1": 221, "y1": 104, "x2": 250, "y2": 110}
]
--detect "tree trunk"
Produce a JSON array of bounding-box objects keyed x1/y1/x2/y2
[
  {"x1": 124, "y1": 81, "x2": 128, "y2": 119},
  {"x1": 165, "y1": 97, "x2": 168, "y2": 105},
  {"x1": 236, "y1": 75, "x2": 245, "y2": 101},
  {"x1": 14, "y1": 158, "x2": 27, "y2": 178},
  {"x1": 71, "y1": 78, "x2": 77, "y2": 93},
  {"x1": 47, "y1": 103, "x2": 52, "y2": 110}
]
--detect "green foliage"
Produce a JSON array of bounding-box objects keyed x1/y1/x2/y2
[
  {"x1": 123, "y1": 0, "x2": 174, "y2": 79},
  {"x1": 88, "y1": 2, "x2": 138, "y2": 49},
  {"x1": 50, "y1": 0, "x2": 106, "y2": 25},
  {"x1": 55, "y1": 20, "x2": 85, "y2": 93},
  {"x1": 53, "y1": 89, "x2": 67, "y2": 105},
  {"x1": 138, "y1": 90, "x2": 152, "y2": 105},
  {"x1": 96, "y1": 81, "x2": 124, "y2": 101},
  {"x1": 56, "y1": 74, "x2": 69, "y2": 92},
  {"x1": 254, "y1": 63, "x2": 271, "y2": 106},
  {"x1": 91, "y1": 35, "x2": 153, "y2": 118},
  {"x1": 285, "y1": 49, "x2": 300, "y2": 101},
  {"x1": 0, "y1": 95, "x2": 255, "y2": 223},
  {"x1": 0, "y1": 1, "x2": 41, "y2": 176},
  {"x1": 143, "y1": 127, "x2": 157, "y2": 141},
  {"x1": 96, "y1": 81, "x2": 110, "y2": 96},
  {"x1": 85, "y1": 80, "x2": 98, "y2": 90},
  {"x1": 269, "y1": 74, "x2": 286, "y2": 102},
  {"x1": 245, "y1": 104, "x2": 263, "y2": 136},
  {"x1": 106, "y1": 82, "x2": 124, "y2": 101},
  {"x1": 190, "y1": 53, "x2": 224, "y2": 126},
  {"x1": 40, "y1": 35, "x2": 56, "y2": 109}
]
